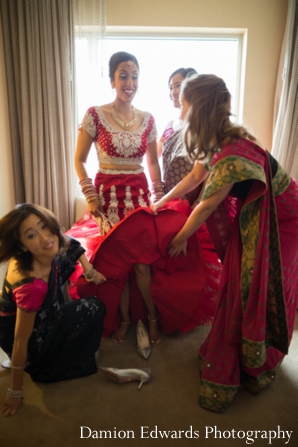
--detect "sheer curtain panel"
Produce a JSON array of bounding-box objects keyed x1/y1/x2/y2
[
  {"x1": 0, "y1": 0, "x2": 76, "y2": 229},
  {"x1": 272, "y1": 0, "x2": 298, "y2": 181},
  {"x1": 74, "y1": 0, "x2": 106, "y2": 127}
]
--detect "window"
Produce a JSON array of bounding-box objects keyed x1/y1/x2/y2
[{"x1": 75, "y1": 28, "x2": 246, "y2": 181}]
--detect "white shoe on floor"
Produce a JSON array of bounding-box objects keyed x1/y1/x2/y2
[
  {"x1": 1, "y1": 359, "x2": 11, "y2": 369},
  {"x1": 136, "y1": 320, "x2": 151, "y2": 360}
]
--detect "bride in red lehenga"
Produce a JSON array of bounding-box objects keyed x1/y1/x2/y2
[{"x1": 66, "y1": 52, "x2": 222, "y2": 341}]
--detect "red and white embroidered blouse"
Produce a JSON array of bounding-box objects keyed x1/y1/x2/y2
[{"x1": 81, "y1": 106, "x2": 157, "y2": 166}]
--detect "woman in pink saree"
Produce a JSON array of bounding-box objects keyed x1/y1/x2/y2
[{"x1": 152, "y1": 74, "x2": 298, "y2": 411}]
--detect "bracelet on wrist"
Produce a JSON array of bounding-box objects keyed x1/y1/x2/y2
[
  {"x1": 85, "y1": 270, "x2": 97, "y2": 282},
  {"x1": 79, "y1": 178, "x2": 98, "y2": 203},
  {"x1": 87, "y1": 197, "x2": 98, "y2": 204},
  {"x1": 83, "y1": 265, "x2": 93, "y2": 278},
  {"x1": 7, "y1": 388, "x2": 24, "y2": 399}
]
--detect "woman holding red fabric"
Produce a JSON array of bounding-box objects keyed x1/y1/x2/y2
[{"x1": 152, "y1": 73, "x2": 298, "y2": 411}]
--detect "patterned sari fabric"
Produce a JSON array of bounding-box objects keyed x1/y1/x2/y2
[
  {"x1": 199, "y1": 138, "x2": 298, "y2": 411},
  {"x1": 163, "y1": 128, "x2": 201, "y2": 205},
  {"x1": 0, "y1": 239, "x2": 106, "y2": 383}
]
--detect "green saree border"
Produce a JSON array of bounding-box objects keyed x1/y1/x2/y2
[
  {"x1": 272, "y1": 163, "x2": 291, "y2": 196},
  {"x1": 241, "y1": 360, "x2": 282, "y2": 395},
  {"x1": 202, "y1": 155, "x2": 266, "y2": 201},
  {"x1": 242, "y1": 338, "x2": 267, "y2": 368}
]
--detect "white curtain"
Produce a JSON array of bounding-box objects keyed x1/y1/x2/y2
[
  {"x1": 0, "y1": 0, "x2": 76, "y2": 229},
  {"x1": 0, "y1": 0, "x2": 106, "y2": 229},
  {"x1": 74, "y1": 0, "x2": 106, "y2": 125},
  {"x1": 272, "y1": 0, "x2": 298, "y2": 180},
  {"x1": 73, "y1": 0, "x2": 106, "y2": 188}
]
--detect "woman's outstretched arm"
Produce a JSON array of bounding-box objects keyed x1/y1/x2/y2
[
  {"x1": 151, "y1": 161, "x2": 209, "y2": 212},
  {"x1": 168, "y1": 183, "x2": 233, "y2": 257}
]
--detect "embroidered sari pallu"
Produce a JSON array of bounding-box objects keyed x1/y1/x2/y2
[{"x1": 198, "y1": 139, "x2": 298, "y2": 411}]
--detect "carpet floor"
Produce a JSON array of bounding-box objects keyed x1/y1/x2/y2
[{"x1": 1, "y1": 316, "x2": 297, "y2": 447}]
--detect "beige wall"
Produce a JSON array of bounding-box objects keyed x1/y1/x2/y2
[{"x1": 107, "y1": 0, "x2": 288, "y2": 148}]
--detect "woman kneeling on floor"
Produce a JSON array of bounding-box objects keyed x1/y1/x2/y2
[{"x1": 0, "y1": 203, "x2": 107, "y2": 417}]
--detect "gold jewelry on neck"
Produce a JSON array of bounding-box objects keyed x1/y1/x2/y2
[{"x1": 111, "y1": 104, "x2": 137, "y2": 131}]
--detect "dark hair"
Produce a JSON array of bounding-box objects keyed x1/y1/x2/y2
[
  {"x1": 182, "y1": 74, "x2": 255, "y2": 161},
  {"x1": 168, "y1": 67, "x2": 197, "y2": 87},
  {"x1": 109, "y1": 51, "x2": 139, "y2": 80},
  {"x1": 0, "y1": 203, "x2": 67, "y2": 274}
]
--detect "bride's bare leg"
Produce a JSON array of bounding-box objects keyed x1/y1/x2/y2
[
  {"x1": 111, "y1": 281, "x2": 131, "y2": 343},
  {"x1": 134, "y1": 263, "x2": 161, "y2": 344}
]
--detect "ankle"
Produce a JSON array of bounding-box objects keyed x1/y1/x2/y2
[
  {"x1": 120, "y1": 320, "x2": 131, "y2": 325},
  {"x1": 148, "y1": 315, "x2": 159, "y2": 324}
]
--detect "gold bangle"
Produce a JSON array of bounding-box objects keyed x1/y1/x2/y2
[
  {"x1": 87, "y1": 197, "x2": 98, "y2": 204},
  {"x1": 83, "y1": 265, "x2": 93, "y2": 278},
  {"x1": 85, "y1": 271, "x2": 97, "y2": 282}
]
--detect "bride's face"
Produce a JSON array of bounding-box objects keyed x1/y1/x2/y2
[{"x1": 112, "y1": 61, "x2": 139, "y2": 104}]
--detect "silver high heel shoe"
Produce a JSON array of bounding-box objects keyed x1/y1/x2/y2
[
  {"x1": 136, "y1": 319, "x2": 151, "y2": 359},
  {"x1": 99, "y1": 367, "x2": 151, "y2": 390}
]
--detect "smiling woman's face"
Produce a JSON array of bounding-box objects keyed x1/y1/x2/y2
[
  {"x1": 19, "y1": 213, "x2": 59, "y2": 260},
  {"x1": 169, "y1": 73, "x2": 185, "y2": 108},
  {"x1": 112, "y1": 61, "x2": 139, "y2": 103}
]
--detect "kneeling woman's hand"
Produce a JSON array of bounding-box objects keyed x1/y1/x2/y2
[
  {"x1": 3, "y1": 395, "x2": 23, "y2": 417},
  {"x1": 84, "y1": 267, "x2": 106, "y2": 285},
  {"x1": 91, "y1": 270, "x2": 107, "y2": 285}
]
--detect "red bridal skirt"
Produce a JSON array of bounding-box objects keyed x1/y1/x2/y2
[{"x1": 67, "y1": 200, "x2": 222, "y2": 337}]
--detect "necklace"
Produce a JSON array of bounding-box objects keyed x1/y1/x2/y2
[{"x1": 111, "y1": 104, "x2": 137, "y2": 131}]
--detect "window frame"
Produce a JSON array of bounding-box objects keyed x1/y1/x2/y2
[
  {"x1": 74, "y1": 26, "x2": 247, "y2": 191},
  {"x1": 105, "y1": 26, "x2": 247, "y2": 122}
]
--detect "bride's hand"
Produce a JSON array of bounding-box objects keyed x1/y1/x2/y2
[{"x1": 87, "y1": 198, "x2": 103, "y2": 217}]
